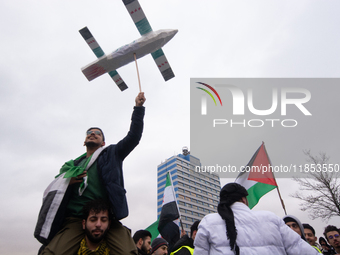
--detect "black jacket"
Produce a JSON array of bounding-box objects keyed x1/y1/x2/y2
[
  {"x1": 171, "y1": 235, "x2": 194, "y2": 255},
  {"x1": 97, "y1": 106, "x2": 144, "y2": 220},
  {"x1": 137, "y1": 247, "x2": 148, "y2": 255}
]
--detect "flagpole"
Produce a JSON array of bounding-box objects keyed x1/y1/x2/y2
[
  {"x1": 168, "y1": 171, "x2": 184, "y2": 232},
  {"x1": 275, "y1": 185, "x2": 287, "y2": 215},
  {"x1": 263, "y1": 142, "x2": 287, "y2": 215}
]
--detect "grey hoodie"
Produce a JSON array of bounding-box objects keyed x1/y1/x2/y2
[{"x1": 283, "y1": 215, "x2": 306, "y2": 241}]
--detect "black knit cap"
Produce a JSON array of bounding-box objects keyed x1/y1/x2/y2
[
  {"x1": 218, "y1": 183, "x2": 248, "y2": 255},
  {"x1": 151, "y1": 238, "x2": 168, "y2": 254}
]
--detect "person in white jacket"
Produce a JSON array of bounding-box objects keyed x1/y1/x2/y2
[{"x1": 194, "y1": 182, "x2": 319, "y2": 255}]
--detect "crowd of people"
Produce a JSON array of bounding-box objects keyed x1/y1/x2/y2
[
  {"x1": 34, "y1": 92, "x2": 339, "y2": 254},
  {"x1": 38, "y1": 191, "x2": 340, "y2": 255}
]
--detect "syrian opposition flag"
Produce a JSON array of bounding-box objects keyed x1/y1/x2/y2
[
  {"x1": 145, "y1": 219, "x2": 160, "y2": 242},
  {"x1": 157, "y1": 172, "x2": 180, "y2": 250},
  {"x1": 235, "y1": 142, "x2": 277, "y2": 209}
]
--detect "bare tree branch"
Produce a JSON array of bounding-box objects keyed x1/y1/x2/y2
[{"x1": 290, "y1": 150, "x2": 340, "y2": 222}]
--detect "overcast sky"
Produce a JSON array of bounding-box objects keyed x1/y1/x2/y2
[{"x1": 1, "y1": 1, "x2": 339, "y2": 254}]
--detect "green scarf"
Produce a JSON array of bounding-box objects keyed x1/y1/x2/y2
[
  {"x1": 56, "y1": 153, "x2": 92, "y2": 190},
  {"x1": 55, "y1": 147, "x2": 104, "y2": 195},
  {"x1": 57, "y1": 153, "x2": 91, "y2": 177}
]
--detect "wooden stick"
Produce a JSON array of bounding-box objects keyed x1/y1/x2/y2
[
  {"x1": 276, "y1": 185, "x2": 287, "y2": 215},
  {"x1": 134, "y1": 53, "x2": 142, "y2": 92},
  {"x1": 179, "y1": 218, "x2": 185, "y2": 232}
]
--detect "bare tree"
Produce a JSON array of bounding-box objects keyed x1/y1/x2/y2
[{"x1": 291, "y1": 150, "x2": 340, "y2": 221}]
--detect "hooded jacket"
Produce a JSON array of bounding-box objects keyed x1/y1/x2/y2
[
  {"x1": 283, "y1": 215, "x2": 306, "y2": 241},
  {"x1": 194, "y1": 202, "x2": 319, "y2": 255}
]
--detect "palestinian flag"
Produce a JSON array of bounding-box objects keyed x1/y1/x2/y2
[{"x1": 235, "y1": 142, "x2": 277, "y2": 209}]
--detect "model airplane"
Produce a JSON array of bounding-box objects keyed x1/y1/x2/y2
[{"x1": 79, "y1": 0, "x2": 178, "y2": 91}]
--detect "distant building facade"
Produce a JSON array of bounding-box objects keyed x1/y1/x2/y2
[{"x1": 157, "y1": 147, "x2": 221, "y2": 234}]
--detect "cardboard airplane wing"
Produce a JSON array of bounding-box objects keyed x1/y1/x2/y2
[
  {"x1": 79, "y1": 27, "x2": 128, "y2": 91},
  {"x1": 123, "y1": 0, "x2": 176, "y2": 81}
]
